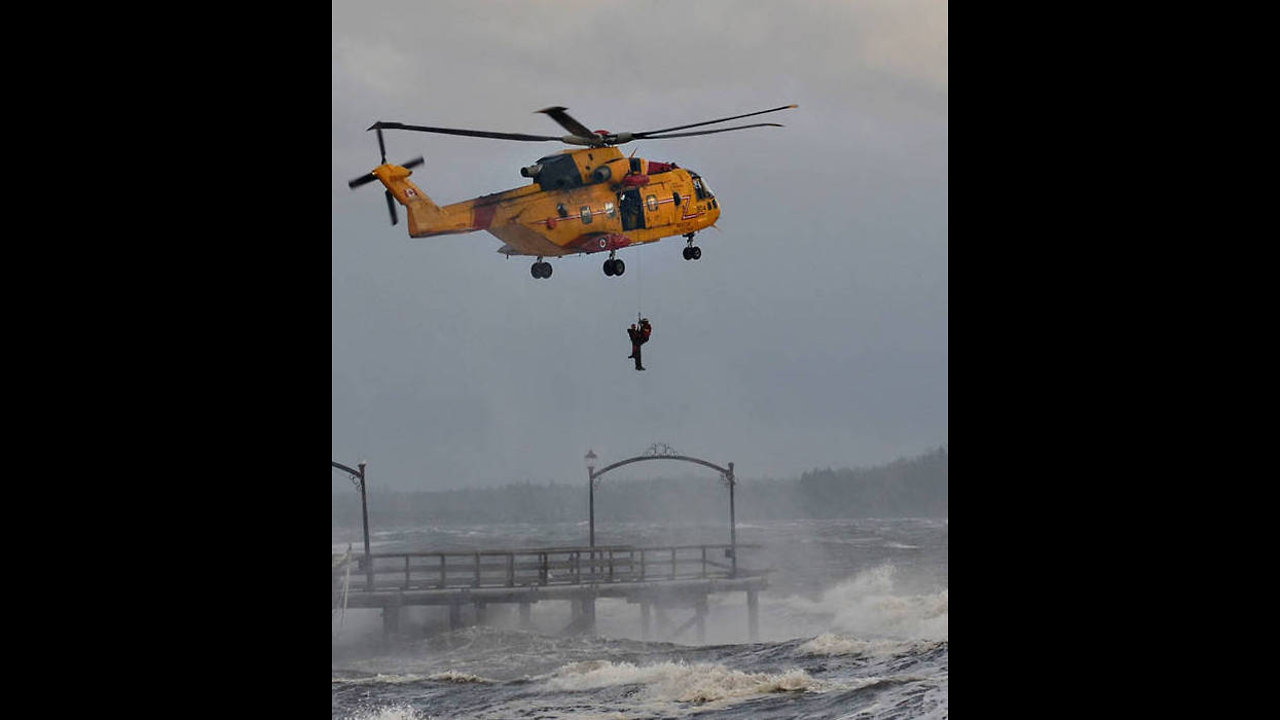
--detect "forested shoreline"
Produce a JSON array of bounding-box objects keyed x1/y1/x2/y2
[{"x1": 334, "y1": 446, "x2": 947, "y2": 526}]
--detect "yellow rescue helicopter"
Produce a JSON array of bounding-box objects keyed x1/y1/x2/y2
[{"x1": 347, "y1": 104, "x2": 797, "y2": 279}]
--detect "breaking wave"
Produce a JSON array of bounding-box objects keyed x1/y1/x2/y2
[
  {"x1": 545, "y1": 659, "x2": 813, "y2": 705},
  {"x1": 781, "y1": 563, "x2": 948, "y2": 641}
]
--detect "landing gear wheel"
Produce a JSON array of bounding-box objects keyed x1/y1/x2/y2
[
  {"x1": 531, "y1": 261, "x2": 552, "y2": 279},
  {"x1": 604, "y1": 259, "x2": 615, "y2": 276},
  {"x1": 683, "y1": 233, "x2": 701, "y2": 261},
  {"x1": 613, "y1": 259, "x2": 625, "y2": 276}
]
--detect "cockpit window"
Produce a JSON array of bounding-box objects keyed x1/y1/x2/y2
[
  {"x1": 691, "y1": 175, "x2": 713, "y2": 200},
  {"x1": 535, "y1": 154, "x2": 583, "y2": 190}
]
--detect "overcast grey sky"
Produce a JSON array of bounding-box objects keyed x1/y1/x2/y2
[{"x1": 332, "y1": 0, "x2": 947, "y2": 491}]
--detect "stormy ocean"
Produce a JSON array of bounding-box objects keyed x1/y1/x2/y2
[{"x1": 331, "y1": 518, "x2": 947, "y2": 719}]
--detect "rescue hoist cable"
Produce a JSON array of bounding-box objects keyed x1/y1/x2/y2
[{"x1": 636, "y1": 243, "x2": 643, "y2": 322}]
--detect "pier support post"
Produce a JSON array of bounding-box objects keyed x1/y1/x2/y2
[
  {"x1": 640, "y1": 602, "x2": 651, "y2": 640},
  {"x1": 475, "y1": 602, "x2": 488, "y2": 626},
  {"x1": 747, "y1": 590, "x2": 759, "y2": 642},
  {"x1": 580, "y1": 596, "x2": 596, "y2": 634},
  {"x1": 382, "y1": 605, "x2": 400, "y2": 638},
  {"x1": 449, "y1": 603, "x2": 462, "y2": 630},
  {"x1": 695, "y1": 597, "x2": 707, "y2": 644}
]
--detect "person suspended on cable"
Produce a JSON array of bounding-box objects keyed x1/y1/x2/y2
[
  {"x1": 627, "y1": 323, "x2": 644, "y2": 370},
  {"x1": 627, "y1": 318, "x2": 652, "y2": 371}
]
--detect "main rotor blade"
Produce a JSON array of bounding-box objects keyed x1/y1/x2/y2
[
  {"x1": 536, "y1": 106, "x2": 596, "y2": 140},
  {"x1": 385, "y1": 189, "x2": 398, "y2": 226},
  {"x1": 370, "y1": 121, "x2": 562, "y2": 143},
  {"x1": 632, "y1": 104, "x2": 797, "y2": 139},
  {"x1": 401, "y1": 156, "x2": 424, "y2": 169},
  {"x1": 637, "y1": 123, "x2": 786, "y2": 140}
]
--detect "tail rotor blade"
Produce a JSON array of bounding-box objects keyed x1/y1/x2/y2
[
  {"x1": 385, "y1": 189, "x2": 398, "y2": 226},
  {"x1": 352, "y1": 127, "x2": 413, "y2": 227},
  {"x1": 348, "y1": 173, "x2": 378, "y2": 189},
  {"x1": 350, "y1": 156, "x2": 421, "y2": 190}
]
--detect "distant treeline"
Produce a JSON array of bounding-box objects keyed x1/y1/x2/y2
[{"x1": 334, "y1": 446, "x2": 947, "y2": 526}]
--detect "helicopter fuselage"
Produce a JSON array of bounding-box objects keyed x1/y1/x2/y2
[{"x1": 374, "y1": 146, "x2": 721, "y2": 259}]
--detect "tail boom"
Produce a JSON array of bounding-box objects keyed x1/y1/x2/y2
[{"x1": 371, "y1": 164, "x2": 471, "y2": 237}]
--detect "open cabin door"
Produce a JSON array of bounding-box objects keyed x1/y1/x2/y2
[{"x1": 620, "y1": 188, "x2": 646, "y2": 231}]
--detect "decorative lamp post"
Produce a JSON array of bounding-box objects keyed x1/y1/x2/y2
[
  {"x1": 726, "y1": 461, "x2": 737, "y2": 577},
  {"x1": 584, "y1": 449, "x2": 598, "y2": 550},
  {"x1": 332, "y1": 459, "x2": 373, "y2": 591}
]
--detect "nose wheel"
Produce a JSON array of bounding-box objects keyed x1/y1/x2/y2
[
  {"x1": 682, "y1": 234, "x2": 702, "y2": 260},
  {"x1": 531, "y1": 258, "x2": 553, "y2": 279},
  {"x1": 603, "y1": 251, "x2": 625, "y2": 277}
]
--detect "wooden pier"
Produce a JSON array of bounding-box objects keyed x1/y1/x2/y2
[{"x1": 332, "y1": 543, "x2": 768, "y2": 642}]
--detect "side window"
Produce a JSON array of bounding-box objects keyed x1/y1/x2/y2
[
  {"x1": 580, "y1": 206, "x2": 592, "y2": 224},
  {"x1": 604, "y1": 201, "x2": 616, "y2": 218},
  {"x1": 646, "y1": 194, "x2": 658, "y2": 212},
  {"x1": 693, "y1": 178, "x2": 706, "y2": 200},
  {"x1": 673, "y1": 192, "x2": 682, "y2": 206}
]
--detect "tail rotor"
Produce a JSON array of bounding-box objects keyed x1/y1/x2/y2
[{"x1": 348, "y1": 127, "x2": 424, "y2": 226}]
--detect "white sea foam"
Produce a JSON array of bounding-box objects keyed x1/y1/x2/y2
[
  {"x1": 546, "y1": 659, "x2": 813, "y2": 705},
  {"x1": 782, "y1": 563, "x2": 948, "y2": 641},
  {"x1": 333, "y1": 670, "x2": 494, "y2": 685},
  {"x1": 798, "y1": 632, "x2": 907, "y2": 657},
  {"x1": 333, "y1": 673, "x2": 430, "y2": 685},
  {"x1": 343, "y1": 703, "x2": 426, "y2": 720},
  {"x1": 427, "y1": 670, "x2": 493, "y2": 683}
]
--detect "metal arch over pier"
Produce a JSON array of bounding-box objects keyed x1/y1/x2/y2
[
  {"x1": 590, "y1": 443, "x2": 733, "y2": 480},
  {"x1": 585, "y1": 443, "x2": 738, "y2": 576}
]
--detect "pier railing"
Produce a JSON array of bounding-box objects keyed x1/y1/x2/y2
[{"x1": 333, "y1": 544, "x2": 762, "y2": 593}]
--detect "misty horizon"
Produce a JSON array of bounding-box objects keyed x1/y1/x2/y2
[{"x1": 334, "y1": 446, "x2": 947, "y2": 530}]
